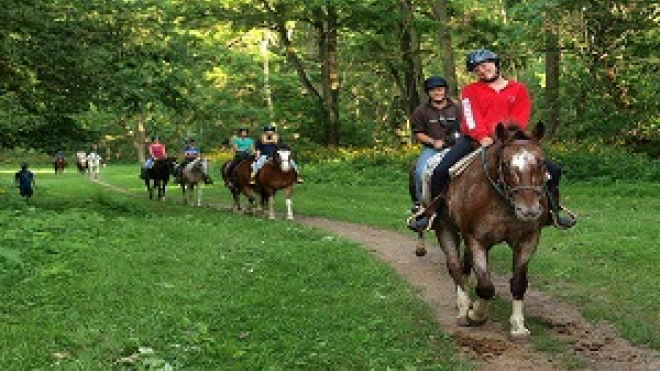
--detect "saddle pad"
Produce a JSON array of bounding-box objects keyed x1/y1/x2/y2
[
  {"x1": 449, "y1": 147, "x2": 482, "y2": 178},
  {"x1": 420, "y1": 149, "x2": 450, "y2": 205}
]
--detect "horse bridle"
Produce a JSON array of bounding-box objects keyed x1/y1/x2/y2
[{"x1": 481, "y1": 141, "x2": 547, "y2": 207}]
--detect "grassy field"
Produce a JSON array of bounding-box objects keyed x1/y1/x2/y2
[
  {"x1": 2, "y1": 160, "x2": 659, "y2": 369},
  {"x1": 0, "y1": 165, "x2": 469, "y2": 370}
]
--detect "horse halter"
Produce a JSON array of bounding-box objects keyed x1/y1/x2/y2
[{"x1": 482, "y1": 141, "x2": 546, "y2": 207}]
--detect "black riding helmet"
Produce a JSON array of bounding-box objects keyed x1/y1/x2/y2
[
  {"x1": 238, "y1": 128, "x2": 249, "y2": 134},
  {"x1": 263, "y1": 125, "x2": 276, "y2": 132},
  {"x1": 466, "y1": 48, "x2": 500, "y2": 72},
  {"x1": 423, "y1": 76, "x2": 448, "y2": 91}
]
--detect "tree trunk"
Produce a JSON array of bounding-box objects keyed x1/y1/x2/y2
[
  {"x1": 134, "y1": 116, "x2": 146, "y2": 164},
  {"x1": 399, "y1": 0, "x2": 423, "y2": 116},
  {"x1": 545, "y1": 24, "x2": 561, "y2": 139},
  {"x1": 428, "y1": 0, "x2": 459, "y2": 98},
  {"x1": 317, "y1": 6, "x2": 340, "y2": 147}
]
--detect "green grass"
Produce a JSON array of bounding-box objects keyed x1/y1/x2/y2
[{"x1": 0, "y1": 166, "x2": 469, "y2": 370}]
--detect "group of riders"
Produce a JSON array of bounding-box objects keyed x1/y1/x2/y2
[
  {"x1": 53, "y1": 147, "x2": 103, "y2": 172},
  {"x1": 140, "y1": 125, "x2": 303, "y2": 186},
  {"x1": 407, "y1": 48, "x2": 576, "y2": 232}
]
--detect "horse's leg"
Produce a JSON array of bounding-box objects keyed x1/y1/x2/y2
[
  {"x1": 434, "y1": 226, "x2": 471, "y2": 325},
  {"x1": 415, "y1": 231, "x2": 426, "y2": 257},
  {"x1": 197, "y1": 184, "x2": 203, "y2": 207},
  {"x1": 268, "y1": 194, "x2": 275, "y2": 219},
  {"x1": 465, "y1": 237, "x2": 494, "y2": 326},
  {"x1": 284, "y1": 186, "x2": 293, "y2": 220},
  {"x1": 508, "y1": 237, "x2": 539, "y2": 339}
]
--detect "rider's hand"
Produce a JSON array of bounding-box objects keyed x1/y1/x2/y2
[
  {"x1": 479, "y1": 137, "x2": 494, "y2": 147},
  {"x1": 432, "y1": 140, "x2": 444, "y2": 149}
]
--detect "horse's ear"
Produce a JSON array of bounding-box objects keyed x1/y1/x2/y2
[
  {"x1": 494, "y1": 123, "x2": 509, "y2": 142},
  {"x1": 532, "y1": 121, "x2": 545, "y2": 141}
]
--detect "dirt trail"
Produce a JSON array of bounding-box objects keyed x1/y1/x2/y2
[{"x1": 94, "y1": 179, "x2": 660, "y2": 370}]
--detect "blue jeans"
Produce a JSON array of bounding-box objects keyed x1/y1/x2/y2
[
  {"x1": 414, "y1": 147, "x2": 441, "y2": 203},
  {"x1": 143, "y1": 157, "x2": 154, "y2": 169}
]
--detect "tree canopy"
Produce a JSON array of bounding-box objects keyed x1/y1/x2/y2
[{"x1": 1, "y1": 0, "x2": 658, "y2": 157}]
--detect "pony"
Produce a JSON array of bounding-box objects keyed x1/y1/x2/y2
[
  {"x1": 414, "y1": 122, "x2": 551, "y2": 340},
  {"x1": 221, "y1": 155, "x2": 258, "y2": 213},
  {"x1": 253, "y1": 145, "x2": 298, "y2": 219},
  {"x1": 76, "y1": 152, "x2": 88, "y2": 174},
  {"x1": 86, "y1": 152, "x2": 102, "y2": 180},
  {"x1": 178, "y1": 157, "x2": 210, "y2": 206},
  {"x1": 53, "y1": 158, "x2": 67, "y2": 174},
  {"x1": 144, "y1": 157, "x2": 177, "y2": 200}
]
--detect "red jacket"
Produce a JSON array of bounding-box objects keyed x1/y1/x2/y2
[{"x1": 460, "y1": 80, "x2": 531, "y2": 141}]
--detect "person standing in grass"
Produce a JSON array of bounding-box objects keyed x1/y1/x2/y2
[{"x1": 15, "y1": 163, "x2": 36, "y2": 203}]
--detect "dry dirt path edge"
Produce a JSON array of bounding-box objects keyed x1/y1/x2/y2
[{"x1": 94, "y1": 179, "x2": 660, "y2": 371}]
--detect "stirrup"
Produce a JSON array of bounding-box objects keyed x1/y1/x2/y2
[
  {"x1": 406, "y1": 207, "x2": 437, "y2": 233},
  {"x1": 551, "y1": 205, "x2": 577, "y2": 229}
]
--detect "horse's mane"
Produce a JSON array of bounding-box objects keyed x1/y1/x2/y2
[{"x1": 495, "y1": 122, "x2": 534, "y2": 143}]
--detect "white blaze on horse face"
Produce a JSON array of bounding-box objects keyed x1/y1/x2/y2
[
  {"x1": 278, "y1": 150, "x2": 292, "y2": 172},
  {"x1": 510, "y1": 149, "x2": 538, "y2": 173}
]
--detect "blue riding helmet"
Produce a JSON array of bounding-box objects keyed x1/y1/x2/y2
[
  {"x1": 424, "y1": 76, "x2": 448, "y2": 91},
  {"x1": 465, "y1": 48, "x2": 500, "y2": 72}
]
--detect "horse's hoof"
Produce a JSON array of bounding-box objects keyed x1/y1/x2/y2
[
  {"x1": 456, "y1": 316, "x2": 471, "y2": 327},
  {"x1": 467, "y1": 315, "x2": 488, "y2": 327},
  {"x1": 269, "y1": 215, "x2": 276, "y2": 220},
  {"x1": 415, "y1": 247, "x2": 427, "y2": 257},
  {"x1": 508, "y1": 329, "x2": 531, "y2": 342}
]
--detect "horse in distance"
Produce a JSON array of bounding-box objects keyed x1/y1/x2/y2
[
  {"x1": 254, "y1": 145, "x2": 298, "y2": 219},
  {"x1": 144, "y1": 157, "x2": 177, "y2": 200},
  {"x1": 221, "y1": 155, "x2": 258, "y2": 213},
  {"x1": 75, "y1": 151, "x2": 88, "y2": 174},
  {"x1": 420, "y1": 122, "x2": 552, "y2": 340},
  {"x1": 86, "y1": 152, "x2": 102, "y2": 180},
  {"x1": 178, "y1": 157, "x2": 210, "y2": 206},
  {"x1": 53, "y1": 157, "x2": 67, "y2": 174}
]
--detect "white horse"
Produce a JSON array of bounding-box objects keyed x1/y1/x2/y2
[
  {"x1": 179, "y1": 157, "x2": 209, "y2": 206},
  {"x1": 86, "y1": 152, "x2": 102, "y2": 179}
]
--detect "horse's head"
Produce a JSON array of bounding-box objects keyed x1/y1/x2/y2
[
  {"x1": 493, "y1": 121, "x2": 547, "y2": 221},
  {"x1": 273, "y1": 145, "x2": 293, "y2": 173}
]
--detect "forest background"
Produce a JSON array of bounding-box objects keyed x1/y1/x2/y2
[{"x1": 1, "y1": 0, "x2": 658, "y2": 166}]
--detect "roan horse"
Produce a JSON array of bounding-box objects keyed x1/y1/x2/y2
[
  {"x1": 221, "y1": 154, "x2": 257, "y2": 213},
  {"x1": 413, "y1": 122, "x2": 552, "y2": 340},
  {"x1": 253, "y1": 145, "x2": 298, "y2": 219},
  {"x1": 53, "y1": 158, "x2": 67, "y2": 174},
  {"x1": 178, "y1": 157, "x2": 210, "y2": 206},
  {"x1": 144, "y1": 157, "x2": 177, "y2": 200}
]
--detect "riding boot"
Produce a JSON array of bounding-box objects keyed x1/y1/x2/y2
[
  {"x1": 407, "y1": 194, "x2": 446, "y2": 232},
  {"x1": 546, "y1": 184, "x2": 577, "y2": 229}
]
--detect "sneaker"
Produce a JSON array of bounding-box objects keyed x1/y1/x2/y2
[
  {"x1": 551, "y1": 211, "x2": 576, "y2": 229},
  {"x1": 407, "y1": 215, "x2": 432, "y2": 232}
]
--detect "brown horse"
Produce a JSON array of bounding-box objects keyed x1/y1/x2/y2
[
  {"x1": 221, "y1": 155, "x2": 257, "y2": 213},
  {"x1": 254, "y1": 146, "x2": 298, "y2": 219},
  {"x1": 53, "y1": 158, "x2": 67, "y2": 174},
  {"x1": 417, "y1": 122, "x2": 552, "y2": 339}
]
